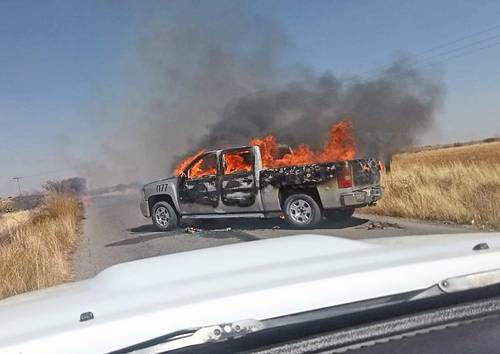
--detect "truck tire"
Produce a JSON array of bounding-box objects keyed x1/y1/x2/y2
[
  {"x1": 284, "y1": 193, "x2": 322, "y2": 228},
  {"x1": 151, "y1": 201, "x2": 178, "y2": 231},
  {"x1": 325, "y1": 208, "x2": 355, "y2": 221}
]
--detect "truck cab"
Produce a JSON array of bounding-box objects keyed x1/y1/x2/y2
[{"x1": 179, "y1": 146, "x2": 262, "y2": 214}]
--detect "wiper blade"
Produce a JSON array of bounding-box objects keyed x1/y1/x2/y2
[
  {"x1": 110, "y1": 319, "x2": 264, "y2": 354},
  {"x1": 439, "y1": 268, "x2": 500, "y2": 293}
]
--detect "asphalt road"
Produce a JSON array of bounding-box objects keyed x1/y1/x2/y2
[{"x1": 73, "y1": 191, "x2": 474, "y2": 280}]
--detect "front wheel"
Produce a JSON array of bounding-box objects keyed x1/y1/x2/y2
[
  {"x1": 151, "y1": 201, "x2": 179, "y2": 231},
  {"x1": 283, "y1": 194, "x2": 322, "y2": 228}
]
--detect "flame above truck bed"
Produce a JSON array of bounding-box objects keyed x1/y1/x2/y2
[
  {"x1": 175, "y1": 121, "x2": 356, "y2": 177},
  {"x1": 251, "y1": 121, "x2": 356, "y2": 169}
]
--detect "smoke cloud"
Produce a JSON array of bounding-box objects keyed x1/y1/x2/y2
[
  {"x1": 76, "y1": 2, "x2": 443, "y2": 188},
  {"x1": 195, "y1": 59, "x2": 443, "y2": 163}
]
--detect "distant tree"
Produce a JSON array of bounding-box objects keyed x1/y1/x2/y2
[
  {"x1": 43, "y1": 177, "x2": 87, "y2": 195},
  {"x1": 11, "y1": 194, "x2": 44, "y2": 211}
]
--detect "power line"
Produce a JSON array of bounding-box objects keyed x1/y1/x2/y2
[
  {"x1": 415, "y1": 23, "x2": 500, "y2": 58},
  {"x1": 2, "y1": 169, "x2": 75, "y2": 195},
  {"x1": 359, "y1": 22, "x2": 500, "y2": 79},
  {"x1": 418, "y1": 32, "x2": 500, "y2": 63},
  {"x1": 419, "y1": 39, "x2": 500, "y2": 68},
  {"x1": 12, "y1": 177, "x2": 23, "y2": 196}
]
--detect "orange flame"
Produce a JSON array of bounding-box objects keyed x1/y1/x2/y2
[
  {"x1": 174, "y1": 150, "x2": 205, "y2": 176},
  {"x1": 251, "y1": 121, "x2": 356, "y2": 168},
  {"x1": 175, "y1": 121, "x2": 356, "y2": 176},
  {"x1": 223, "y1": 150, "x2": 253, "y2": 174}
]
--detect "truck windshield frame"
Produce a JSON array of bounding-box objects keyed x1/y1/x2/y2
[{"x1": 186, "y1": 152, "x2": 219, "y2": 180}]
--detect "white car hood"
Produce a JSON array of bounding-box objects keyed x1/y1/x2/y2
[{"x1": 1, "y1": 233, "x2": 499, "y2": 354}]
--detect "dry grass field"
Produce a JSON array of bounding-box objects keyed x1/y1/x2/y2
[
  {"x1": 0, "y1": 198, "x2": 14, "y2": 214},
  {"x1": 0, "y1": 211, "x2": 31, "y2": 236},
  {"x1": 367, "y1": 140, "x2": 500, "y2": 230},
  {"x1": 0, "y1": 194, "x2": 83, "y2": 299}
]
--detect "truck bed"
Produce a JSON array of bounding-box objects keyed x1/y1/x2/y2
[{"x1": 259, "y1": 158, "x2": 381, "y2": 188}]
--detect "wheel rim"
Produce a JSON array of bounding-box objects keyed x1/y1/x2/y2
[
  {"x1": 289, "y1": 199, "x2": 313, "y2": 224},
  {"x1": 154, "y1": 206, "x2": 170, "y2": 227}
]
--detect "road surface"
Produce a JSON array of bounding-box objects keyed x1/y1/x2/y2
[{"x1": 73, "y1": 191, "x2": 475, "y2": 280}]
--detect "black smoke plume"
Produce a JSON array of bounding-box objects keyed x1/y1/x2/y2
[{"x1": 193, "y1": 58, "x2": 443, "y2": 164}]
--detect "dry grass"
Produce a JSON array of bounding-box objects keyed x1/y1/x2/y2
[
  {"x1": 0, "y1": 211, "x2": 32, "y2": 236},
  {"x1": 0, "y1": 194, "x2": 83, "y2": 299},
  {"x1": 0, "y1": 198, "x2": 14, "y2": 214},
  {"x1": 366, "y1": 141, "x2": 500, "y2": 230}
]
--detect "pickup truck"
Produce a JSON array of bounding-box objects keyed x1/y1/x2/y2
[{"x1": 140, "y1": 145, "x2": 383, "y2": 230}]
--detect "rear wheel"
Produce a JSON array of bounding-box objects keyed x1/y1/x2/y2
[
  {"x1": 151, "y1": 201, "x2": 178, "y2": 231},
  {"x1": 284, "y1": 194, "x2": 322, "y2": 228}
]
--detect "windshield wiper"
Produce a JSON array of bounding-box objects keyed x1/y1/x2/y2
[
  {"x1": 439, "y1": 268, "x2": 500, "y2": 293},
  {"x1": 109, "y1": 319, "x2": 265, "y2": 354},
  {"x1": 410, "y1": 268, "x2": 500, "y2": 300}
]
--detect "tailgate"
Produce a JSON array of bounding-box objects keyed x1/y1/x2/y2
[{"x1": 351, "y1": 158, "x2": 381, "y2": 187}]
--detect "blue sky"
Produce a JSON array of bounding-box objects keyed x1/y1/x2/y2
[{"x1": 1, "y1": 0, "x2": 500, "y2": 196}]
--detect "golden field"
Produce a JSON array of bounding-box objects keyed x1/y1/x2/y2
[
  {"x1": 366, "y1": 140, "x2": 500, "y2": 230},
  {"x1": 0, "y1": 210, "x2": 31, "y2": 235},
  {"x1": 0, "y1": 194, "x2": 83, "y2": 299}
]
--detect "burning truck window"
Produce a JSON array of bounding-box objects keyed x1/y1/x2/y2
[
  {"x1": 187, "y1": 153, "x2": 217, "y2": 179},
  {"x1": 223, "y1": 150, "x2": 253, "y2": 175}
]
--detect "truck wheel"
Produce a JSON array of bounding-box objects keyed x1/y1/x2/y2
[
  {"x1": 325, "y1": 208, "x2": 355, "y2": 221},
  {"x1": 284, "y1": 194, "x2": 322, "y2": 228},
  {"x1": 151, "y1": 201, "x2": 178, "y2": 231}
]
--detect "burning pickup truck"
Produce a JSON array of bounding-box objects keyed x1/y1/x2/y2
[{"x1": 140, "y1": 122, "x2": 383, "y2": 230}]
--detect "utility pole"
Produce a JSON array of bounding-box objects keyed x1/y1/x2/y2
[{"x1": 12, "y1": 177, "x2": 23, "y2": 196}]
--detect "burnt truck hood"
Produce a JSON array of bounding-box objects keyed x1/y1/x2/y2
[{"x1": 1, "y1": 233, "x2": 500, "y2": 354}]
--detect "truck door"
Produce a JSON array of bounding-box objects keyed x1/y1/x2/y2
[
  {"x1": 179, "y1": 152, "x2": 219, "y2": 214},
  {"x1": 219, "y1": 147, "x2": 261, "y2": 212}
]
